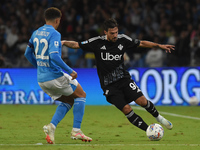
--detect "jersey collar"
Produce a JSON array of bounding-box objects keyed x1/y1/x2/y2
[{"x1": 44, "y1": 24, "x2": 54, "y2": 29}]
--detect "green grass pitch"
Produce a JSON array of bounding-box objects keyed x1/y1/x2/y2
[{"x1": 0, "y1": 105, "x2": 200, "y2": 150}]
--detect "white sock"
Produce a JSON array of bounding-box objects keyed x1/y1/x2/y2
[
  {"x1": 73, "y1": 128, "x2": 80, "y2": 132},
  {"x1": 156, "y1": 114, "x2": 163, "y2": 122},
  {"x1": 50, "y1": 123, "x2": 56, "y2": 129}
]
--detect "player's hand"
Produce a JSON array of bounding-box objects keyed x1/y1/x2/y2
[
  {"x1": 159, "y1": 44, "x2": 175, "y2": 53},
  {"x1": 61, "y1": 40, "x2": 66, "y2": 45},
  {"x1": 70, "y1": 71, "x2": 77, "y2": 80}
]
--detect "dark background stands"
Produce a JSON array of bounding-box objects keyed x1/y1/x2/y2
[{"x1": 0, "y1": 0, "x2": 200, "y2": 68}]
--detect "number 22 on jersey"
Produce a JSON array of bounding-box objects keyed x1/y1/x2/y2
[{"x1": 33, "y1": 38, "x2": 49, "y2": 60}]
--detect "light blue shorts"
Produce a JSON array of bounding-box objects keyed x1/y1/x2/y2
[{"x1": 38, "y1": 73, "x2": 78, "y2": 100}]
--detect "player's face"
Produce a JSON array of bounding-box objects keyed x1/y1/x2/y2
[{"x1": 104, "y1": 27, "x2": 118, "y2": 42}]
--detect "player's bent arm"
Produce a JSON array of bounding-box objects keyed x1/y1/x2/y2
[
  {"x1": 50, "y1": 53, "x2": 74, "y2": 75},
  {"x1": 24, "y1": 46, "x2": 37, "y2": 68},
  {"x1": 61, "y1": 40, "x2": 80, "y2": 49},
  {"x1": 70, "y1": 70, "x2": 77, "y2": 80}
]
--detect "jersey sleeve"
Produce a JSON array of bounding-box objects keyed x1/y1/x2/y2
[
  {"x1": 50, "y1": 53, "x2": 73, "y2": 74},
  {"x1": 122, "y1": 34, "x2": 140, "y2": 49},
  {"x1": 28, "y1": 31, "x2": 35, "y2": 48},
  {"x1": 78, "y1": 40, "x2": 95, "y2": 52},
  {"x1": 24, "y1": 32, "x2": 37, "y2": 68},
  {"x1": 49, "y1": 31, "x2": 61, "y2": 54}
]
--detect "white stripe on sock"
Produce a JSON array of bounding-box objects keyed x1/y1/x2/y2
[
  {"x1": 62, "y1": 103, "x2": 72, "y2": 110},
  {"x1": 126, "y1": 111, "x2": 134, "y2": 118},
  {"x1": 74, "y1": 98, "x2": 86, "y2": 103}
]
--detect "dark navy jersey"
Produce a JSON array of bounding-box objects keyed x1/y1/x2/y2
[{"x1": 79, "y1": 34, "x2": 140, "y2": 89}]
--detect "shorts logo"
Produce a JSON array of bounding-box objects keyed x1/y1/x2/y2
[{"x1": 105, "y1": 90, "x2": 109, "y2": 95}]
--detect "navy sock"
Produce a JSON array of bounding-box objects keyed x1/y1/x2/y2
[
  {"x1": 73, "y1": 98, "x2": 86, "y2": 128},
  {"x1": 50, "y1": 102, "x2": 72, "y2": 127},
  {"x1": 143, "y1": 100, "x2": 159, "y2": 117},
  {"x1": 126, "y1": 110, "x2": 148, "y2": 131}
]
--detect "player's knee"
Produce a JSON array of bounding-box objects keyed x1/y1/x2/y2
[
  {"x1": 122, "y1": 104, "x2": 132, "y2": 114},
  {"x1": 135, "y1": 96, "x2": 147, "y2": 107}
]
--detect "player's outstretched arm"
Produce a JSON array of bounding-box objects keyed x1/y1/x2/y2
[
  {"x1": 139, "y1": 40, "x2": 175, "y2": 53},
  {"x1": 61, "y1": 40, "x2": 80, "y2": 49}
]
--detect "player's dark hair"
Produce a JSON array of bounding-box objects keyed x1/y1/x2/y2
[
  {"x1": 103, "y1": 18, "x2": 118, "y2": 31},
  {"x1": 44, "y1": 7, "x2": 62, "y2": 21}
]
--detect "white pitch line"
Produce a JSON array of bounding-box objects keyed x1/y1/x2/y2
[
  {"x1": 132, "y1": 106, "x2": 200, "y2": 120},
  {"x1": 1, "y1": 107, "x2": 199, "y2": 147},
  {"x1": 0, "y1": 143, "x2": 199, "y2": 146}
]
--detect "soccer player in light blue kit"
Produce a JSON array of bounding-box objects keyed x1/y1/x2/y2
[{"x1": 24, "y1": 7, "x2": 92, "y2": 144}]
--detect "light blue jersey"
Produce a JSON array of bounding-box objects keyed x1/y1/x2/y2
[{"x1": 28, "y1": 25, "x2": 66, "y2": 82}]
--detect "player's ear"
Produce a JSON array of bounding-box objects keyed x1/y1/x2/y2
[
  {"x1": 104, "y1": 30, "x2": 107, "y2": 35},
  {"x1": 55, "y1": 18, "x2": 60, "y2": 24},
  {"x1": 55, "y1": 18, "x2": 58, "y2": 24}
]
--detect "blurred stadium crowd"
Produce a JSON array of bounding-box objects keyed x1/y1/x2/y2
[{"x1": 0, "y1": 0, "x2": 200, "y2": 68}]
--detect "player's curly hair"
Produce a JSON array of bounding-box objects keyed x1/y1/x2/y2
[
  {"x1": 103, "y1": 18, "x2": 118, "y2": 31},
  {"x1": 44, "y1": 7, "x2": 62, "y2": 21}
]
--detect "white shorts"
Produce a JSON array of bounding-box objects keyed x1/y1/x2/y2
[{"x1": 38, "y1": 73, "x2": 78, "y2": 100}]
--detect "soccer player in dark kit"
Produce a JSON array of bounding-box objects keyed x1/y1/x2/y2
[{"x1": 62, "y1": 18, "x2": 174, "y2": 133}]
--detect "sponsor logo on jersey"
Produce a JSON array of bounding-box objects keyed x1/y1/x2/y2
[
  {"x1": 101, "y1": 52, "x2": 122, "y2": 61},
  {"x1": 81, "y1": 40, "x2": 88, "y2": 44},
  {"x1": 118, "y1": 44, "x2": 123, "y2": 50},
  {"x1": 100, "y1": 45, "x2": 106, "y2": 50}
]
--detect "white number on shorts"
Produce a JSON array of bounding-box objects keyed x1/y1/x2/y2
[
  {"x1": 129, "y1": 83, "x2": 136, "y2": 90},
  {"x1": 130, "y1": 82, "x2": 141, "y2": 92}
]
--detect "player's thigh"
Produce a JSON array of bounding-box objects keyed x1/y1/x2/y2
[
  {"x1": 70, "y1": 83, "x2": 86, "y2": 98},
  {"x1": 122, "y1": 79, "x2": 144, "y2": 103},
  {"x1": 103, "y1": 86, "x2": 127, "y2": 110},
  {"x1": 57, "y1": 83, "x2": 86, "y2": 104},
  {"x1": 57, "y1": 73, "x2": 79, "y2": 97}
]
